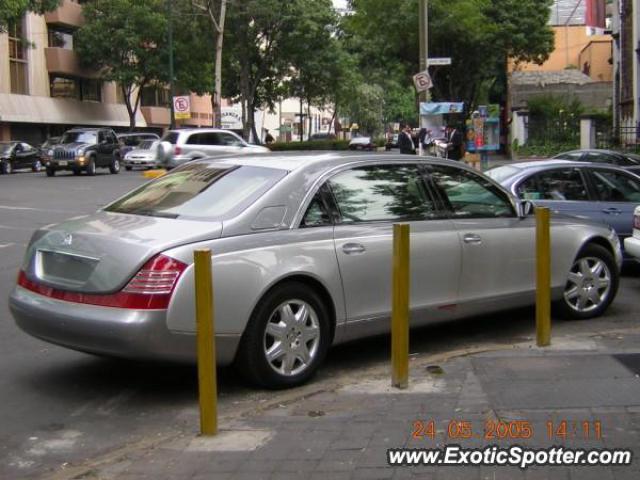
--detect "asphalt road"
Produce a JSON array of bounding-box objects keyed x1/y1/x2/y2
[{"x1": 1, "y1": 167, "x2": 639, "y2": 479}]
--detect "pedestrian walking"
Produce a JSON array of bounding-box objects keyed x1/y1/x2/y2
[{"x1": 398, "y1": 124, "x2": 415, "y2": 155}]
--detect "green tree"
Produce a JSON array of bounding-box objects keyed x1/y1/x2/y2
[
  {"x1": 343, "y1": 0, "x2": 554, "y2": 110},
  {"x1": 1, "y1": 0, "x2": 61, "y2": 31},
  {"x1": 223, "y1": 0, "x2": 342, "y2": 142},
  {"x1": 75, "y1": 0, "x2": 168, "y2": 130}
]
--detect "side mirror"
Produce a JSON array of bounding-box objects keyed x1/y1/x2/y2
[{"x1": 519, "y1": 200, "x2": 534, "y2": 218}]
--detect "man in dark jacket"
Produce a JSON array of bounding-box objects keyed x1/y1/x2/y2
[
  {"x1": 446, "y1": 125, "x2": 464, "y2": 160},
  {"x1": 398, "y1": 124, "x2": 415, "y2": 155}
]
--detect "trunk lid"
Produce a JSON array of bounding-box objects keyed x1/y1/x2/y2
[{"x1": 22, "y1": 211, "x2": 221, "y2": 293}]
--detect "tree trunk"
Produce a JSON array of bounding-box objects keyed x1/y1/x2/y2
[
  {"x1": 306, "y1": 100, "x2": 311, "y2": 141},
  {"x1": 122, "y1": 84, "x2": 136, "y2": 131},
  {"x1": 212, "y1": 0, "x2": 227, "y2": 128}
]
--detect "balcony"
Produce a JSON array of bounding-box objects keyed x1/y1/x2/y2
[
  {"x1": 141, "y1": 106, "x2": 170, "y2": 127},
  {"x1": 45, "y1": 47, "x2": 97, "y2": 78},
  {"x1": 44, "y1": 0, "x2": 84, "y2": 28}
]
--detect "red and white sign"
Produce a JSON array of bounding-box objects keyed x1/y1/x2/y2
[
  {"x1": 173, "y1": 96, "x2": 191, "y2": 119},
  {"x1": 413, "y1": 70, "x2": 433, "y2": 93}
]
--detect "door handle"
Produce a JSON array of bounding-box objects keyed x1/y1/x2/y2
[
  {"x1": 602, "y1": 208, "x2": 622, "y2": 215},
  {"x1": 463, "y1": 233, "x2": 482, "y2": 244},
  {"x1": 342, "y1": 243, "x2": 366, "y2": 255}
]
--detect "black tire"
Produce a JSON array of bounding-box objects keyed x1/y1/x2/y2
[
  {"x1": 235, "y1": 281, "x2": 331, "y2": 389},
  {"x1": 125, "y1": 166, "x2": 132, "y2": 171},
  {"x1": 554, "y1": 243, "x2": 619, "y2": 320},
  {"x1": 2, "y1": 161, "x2": 12, "y2": 174},
  {"x1": 46, "y1": 166, "x2": 55, "y2": 177},
  {"x1": 32, "y1": 160, "x2": 42, "y2": 172},
  {"x1": 86, "y1": 157, "x2": 96, "y2": 176},
  {"x1": 109, "y1": 155, "x2": 121, "y2": 174}
]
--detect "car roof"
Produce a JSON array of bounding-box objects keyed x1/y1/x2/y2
[
  {"x1": 556, "y1": 149, "x2": 624, "y2": 156},
  {"x1": 194, "y1": 152, "x2": 477, "y2": 173},
  {"x1": 497, "y1": 159, "x2": 635, "y2": 171},
  {"x1": 117, "y1": 132, "x2": 158, "y2": 137}
]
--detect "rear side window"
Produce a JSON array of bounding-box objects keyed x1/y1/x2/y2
[
  {"x1": 161, "y1": 132, "x2": 179, "y2": 144},
  {"x1": 590, "y1": 169, "x2": 640, "y2": 202},
  {"x1": 105, "y1": 163, "x2": 287, "y2": 220},
  {"x1": 328, "y1": 165, "x2": 437, "y2": 223}
]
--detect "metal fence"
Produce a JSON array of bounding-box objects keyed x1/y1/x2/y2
[
  {"x1": 525, "y1": 115, "x2": 580, "y2": 148},
  {"x1": 594, "y1": 125, "x2": 640, "y2": 152}
]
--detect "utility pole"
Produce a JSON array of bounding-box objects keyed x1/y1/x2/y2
[
  {"x1": 419, "y1": 0, "x2": 429, "y2": 104},
  {"x1": 167, "y1": 0, "x2": 175, "y2": 129}
]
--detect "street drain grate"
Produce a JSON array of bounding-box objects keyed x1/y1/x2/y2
[{"x1": 613, "y1": 354, "x2": 640, "y2": 376}]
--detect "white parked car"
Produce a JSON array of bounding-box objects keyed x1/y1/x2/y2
[{"x1": 624, "y1": 206, "x2": 640, "y2": 259}]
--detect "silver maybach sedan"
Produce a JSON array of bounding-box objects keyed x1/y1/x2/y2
[{"x1": 10, "y1": 154, "x2": 622, "y2": 388}]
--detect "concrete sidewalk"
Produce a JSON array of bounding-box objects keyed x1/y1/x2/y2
[{"x1": 52, "y1": 331, "x2": 640, "y2": 480}]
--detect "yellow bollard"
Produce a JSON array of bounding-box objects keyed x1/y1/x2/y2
[
  {"x1": 391, "y1": 223, "x2": 410, "y2": 389},
  {"x1": 142, "y1": 169, "x2": 167, "y2": 179},
  {"x1": 194, "y1": 249, "x2": 217, "y2": 435},
  {"x1": 535, "y1": 207, "x2": 551, "y2": 347}
]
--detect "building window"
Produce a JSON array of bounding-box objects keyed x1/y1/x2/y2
[
  {"x1": 48, "y1": 28, "x2": 74, "y2": 50},
  {"x1": 50, "y1": 75, "x2": 102, "y2": 102},
  {"x1": 81, "y1": 78, "x2": 101, "y2": 102},
  {"x1": 50, "y1": 75, "x2": 80, "y2": 99},
  {"x1": 8, "y1": 20, "x2": 28, "y2": 95},
  {"x1": 141, "y1": 84, "x2": 170, "y2": 107}
]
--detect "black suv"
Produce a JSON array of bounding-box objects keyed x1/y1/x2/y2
[{"x1": 45, "y1": 128, "x2": 121, "y2": 176}]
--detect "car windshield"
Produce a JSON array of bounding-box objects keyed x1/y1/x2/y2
[
  {"x1": 160, "y1": 132, "x2": 179, "y2": 144},
  {"x1": 61, "y1": 131, "x2": 97, "y2": 144},
  {"x1": 105, "y1": 162, "x2": 287, "y2": 220},
  {"x1": 138, "y1": 140, "x2": 156, "y2": 150},
  {"x1": 485, "y1": 166, "x2": 520, "y2": 183},
  {"x1": 0, "y1": 143, "x2": 14, "y2": 154}
]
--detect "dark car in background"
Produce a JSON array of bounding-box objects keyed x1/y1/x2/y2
[
  {"x1": 553, "y1": 149, "x2": 640, "y2": 173},
  {"x1": 486, "y1": 160, "x2": 640, "y2": 255},
  {"x1": 0, "y1": 142, "x2": 43, "y2": 174},
  {"x1": 46, "y1": 127, "x2": 121, "y2": 176}
]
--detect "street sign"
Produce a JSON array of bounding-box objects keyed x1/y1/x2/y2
[
  {"x1": 413, "y1": 70, "x2": 433, "y2": 93},
  {"x1": 173, "y1": 96, "x2": 191, "y2": 120},
  {"x1": 428, "y1": 57, "x2": 452, "y2": 66}
]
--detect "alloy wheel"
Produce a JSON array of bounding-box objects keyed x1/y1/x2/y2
[
  {"x1": 563, "y1": 256, "x2": 611, "y2": 313},
  {"x1": 263, "y1": 300, "x2": 320, "y2": 377}
]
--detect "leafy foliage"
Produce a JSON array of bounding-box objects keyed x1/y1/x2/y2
[
  {"x1": 0, "y1": 0, "x2": 61, "y2": 31},
  {"x1": 75, "y1": 0, "x2": 168, "y2": 129}
]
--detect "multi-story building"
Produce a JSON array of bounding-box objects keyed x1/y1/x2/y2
[
  {"x1": 0, "y1": 1, "x2": 337, "y2": 146},
  {"x1": 0, "y1": 0, "x2": 214, "y2": 145},
  {"x1": 612, "y1": 0, "x2": 640, "y2": 137}
]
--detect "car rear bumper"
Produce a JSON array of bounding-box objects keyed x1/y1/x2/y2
[
  {"x1": 10, "y1": 286, "x2": 240, "y2": 365},
  {"x1": 624, "y1": 236, "x2": 640, "y2": 261}
]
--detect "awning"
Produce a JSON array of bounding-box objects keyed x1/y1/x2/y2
[
  {"x1": 420, "y1": 102, "x2": 465, "y2": 115},
  {"x1": 0, "y1": 93, "x2": 147, "y2": 127}
]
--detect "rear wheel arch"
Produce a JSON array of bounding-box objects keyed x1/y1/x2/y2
[{"x1": 247, "y1": 274, "x2": 337, "y2": 344}]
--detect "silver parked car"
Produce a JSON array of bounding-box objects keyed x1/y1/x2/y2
[
  {"x1": 123, "y1": 140, "x2": 160, "y2": 170},
  {"x1": 10, "y1": 154, "x2": 622, "y2": 388},
  {"x1": 157, "y1": 128, "x2": 270, "y2": 169}
]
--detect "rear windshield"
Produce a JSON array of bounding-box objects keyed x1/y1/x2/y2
[
  {"x1": 160, "y1": 132, "x2": 179, "y2": 144},
  {"x1": 485, "y1": 166, "x2": 520, "y2": 184},
  {"x1": 105, "y1": 162, "x2": 287, "y2": 220}
]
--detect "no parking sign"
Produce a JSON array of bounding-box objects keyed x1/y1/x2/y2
[{"x1": 173, "y1": 96, "x2": 191, "y2": 120}]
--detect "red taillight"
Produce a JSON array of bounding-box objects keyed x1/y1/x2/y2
[
  {"x1": 17, "y1": 254, "x2": 187, "y2": 310},
  {"x1": 174, "y1": 145, "x2": 181, "y2": 155}
]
